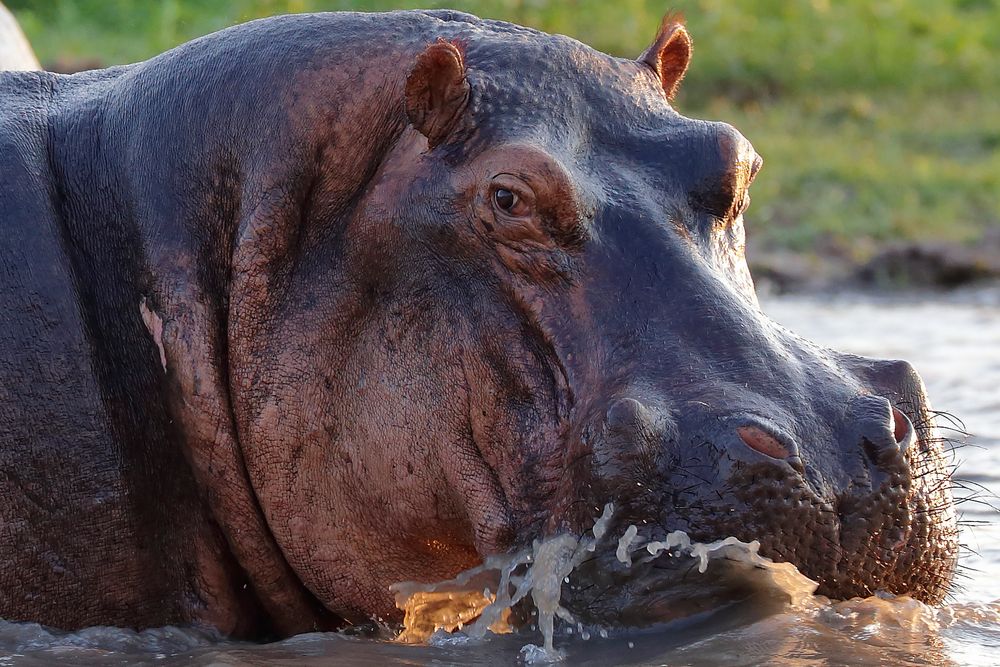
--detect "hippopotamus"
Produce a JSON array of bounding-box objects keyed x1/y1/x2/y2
[
  {"x1": 0, "y1": 3, "x2": 39, "y2": 71},
  {"x1": 0, "y1": 10, "x2": 957, "y2": 638}
]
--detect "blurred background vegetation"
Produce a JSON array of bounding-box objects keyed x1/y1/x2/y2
[{"x1": 8, "y1": 0, "x2": 1000, "y2": 281}]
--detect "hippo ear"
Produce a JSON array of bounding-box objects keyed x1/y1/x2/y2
[
  {"x1": 405, "y1": 39, "x2": 471, "y2": 148},
  {"x1": 639, "y1": 17, "x2": 693, "y2": 100}
]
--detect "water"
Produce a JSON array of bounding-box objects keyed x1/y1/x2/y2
[{"x1": 2, "y1": 286, "x2": 998, "y2": 666}]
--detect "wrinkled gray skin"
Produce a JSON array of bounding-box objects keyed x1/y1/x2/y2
[
  {"x1": 0, "y1": 3, "x2": 39, "y2": 71},
  {"x1": 0, "y1": 10, "x2": 956, "y2": 638}
]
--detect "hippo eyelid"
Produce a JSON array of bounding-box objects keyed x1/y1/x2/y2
[
  {"x1": 489, "y1": 171, "x2": 527, "y2": 183},
  {"x1": 475, "y1": 146, "x2": 585, "y2": 243}
]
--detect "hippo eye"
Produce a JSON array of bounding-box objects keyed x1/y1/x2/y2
[
  {"x1": 488, "y1": 176, "x2": 534, "y2": 220},
  {"x1": 494, "y1": 188, "x2": 518, "y2": 212}
]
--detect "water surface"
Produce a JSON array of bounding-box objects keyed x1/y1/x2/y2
[{"x1": 2, "y1": 286, "x2": 998, "y2": 666}]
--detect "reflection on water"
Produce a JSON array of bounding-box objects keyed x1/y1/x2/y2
[{"x1": 1, "y1": 286, "x2": 997, "y2": 666}]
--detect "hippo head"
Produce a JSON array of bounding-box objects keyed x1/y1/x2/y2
[{"x1": 226, "y1": 14, "x2": 958, "y2": 624}]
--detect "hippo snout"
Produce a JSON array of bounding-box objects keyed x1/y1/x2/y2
[
  {"x1": 583, "y1": 355, "x2": 953, "y2": 606},
  {"x1": 846, "y1": 394, "x2": 916, "y2": 472}
]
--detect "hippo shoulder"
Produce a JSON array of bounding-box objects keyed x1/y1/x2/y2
[{"x1": 0, "y1": 71, "x2": 51, "y2": 201}]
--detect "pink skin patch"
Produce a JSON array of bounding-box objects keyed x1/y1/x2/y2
[
  {"x1": 139, "y1": 298, "x2": 167, "y2": 371},
  {"x1": 891, "y1": 407, "x2": 911, "y2": 444},
  {"x1": 737, "y1": 425, "x2": 790, "y2": 459}
]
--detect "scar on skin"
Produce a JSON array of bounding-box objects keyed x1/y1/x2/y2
[{"x1": 140, "y1": 297, "x2": 167, "y2": 371}]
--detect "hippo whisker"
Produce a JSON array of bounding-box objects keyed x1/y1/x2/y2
[
  {"x1": 942, "y1": 438, "x2": 984, "y2": 456},
  {"x1": 951, "y1": 489, "x2": 1000, "y2": 513},
  {"x1": 950, "y1": 473, "x2": 998, "y2": 497},
  {"x1": 925, "y1": 409, "x2": 969, "y2": 434}
]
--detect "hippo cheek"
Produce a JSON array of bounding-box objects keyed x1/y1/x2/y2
[{"x1": 233, "y1": 286, "x2": 571, "y2": 623}]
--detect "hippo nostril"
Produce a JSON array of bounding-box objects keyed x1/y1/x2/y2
[
  {"x1": 892, "y1": 407, "x2": 907, "y2": 443},
  {"x1": 848, "y1": 396, "x2": 915, "y2": 471},
  {"x1": 891, "y1": 407, "x2": 913, "y2": 449},
  {"x1": 737, "y1": 425, "x2": 791, "y2": 459}
]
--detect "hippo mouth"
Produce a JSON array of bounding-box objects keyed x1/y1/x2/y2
[
  {"x1": 429, "y1": 398, "x2": 961, "y2": 642},
  {"x1": 391, "y1": 395, "x2": 958, "y2": 651},
  {"x1": 576, "y1": 402, "x2": 959, "y2": 608},
  {"x1": 395, "y1": 443, "x2": 953, "y2": 646},
  {"x1": 559, "y1": 527, "x2": 820, "y2": 628},
  {"x1": 392, "y1": 505, "x2": 821, "y2": 647}
]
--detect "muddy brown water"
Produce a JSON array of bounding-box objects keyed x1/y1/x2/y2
[{"x1": 1, "y1": 286, "x2": 998, "y2": 666}]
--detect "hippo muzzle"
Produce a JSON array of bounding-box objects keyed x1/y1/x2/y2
[
  {"x1": 581, "y1": 356, "x2": 954, "y2": 605},
  {"x1": 531, "y1": 179, "x2": 958, "y2": 606},
  {"x1": 535, "y1": 110, "x2": 957, "y2": 601}
]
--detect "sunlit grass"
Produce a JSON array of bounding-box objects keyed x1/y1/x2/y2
[
  {"x1": 712, "y1": 92, "x2": 1000, "y2": 256},
  {"x1": 9, "y1": 0, "x2": 998, "y2": 257}
]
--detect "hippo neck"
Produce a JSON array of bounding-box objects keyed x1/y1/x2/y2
[
  {"x1": 40, "y1": 21, "x2": 433, "y2": 634},
  {"x1": 40, "y1": 62, "x2": 339, "y2": 633}
]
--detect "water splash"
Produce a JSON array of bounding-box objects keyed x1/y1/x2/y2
[
  {"x1": 615, "y1": 525, "x2": 640, "y2": 566},
  {"x1": 394, "y1": 589, "x2": 513, "y2": 643},
  {"x1": 392, "y1": 505, "x2": 819, "y2": 660},
  {"x1": 393, "y1": 504, "x2": 616, "y2": 660},
  {"x1": 641, "y1": 531, "x2": 818, "y2": 606}
]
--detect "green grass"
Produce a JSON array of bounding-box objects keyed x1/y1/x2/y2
[
  {"x1": 721, "y1": 93, "x2": 1000, "y2": 255},
  {"x1": 8, "y1": 0, "x2": 1000, "y2": 258}
]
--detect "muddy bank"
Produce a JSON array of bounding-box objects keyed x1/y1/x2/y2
[{"x1": 750, "y1": 235, "x2": 1000, "y2": 294}]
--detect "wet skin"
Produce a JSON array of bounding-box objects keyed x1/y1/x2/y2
[{"x1": 0, "y1": 10, "x2": 957, "y2": 637}]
